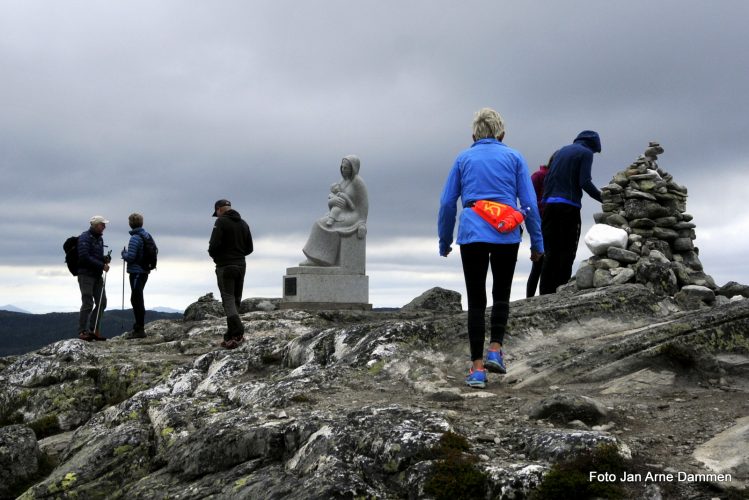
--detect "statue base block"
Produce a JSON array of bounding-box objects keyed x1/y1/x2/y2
[{"x1": 281, "y1": 266, "x2": 371, "y2": 310}]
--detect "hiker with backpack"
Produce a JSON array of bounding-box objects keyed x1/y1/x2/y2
[
  {"x1": 121, "y1": 213, "x2": 157, "y2": 339},
  {"x1": 75, "y1": 216, "x2": 111, "y2": 341}
]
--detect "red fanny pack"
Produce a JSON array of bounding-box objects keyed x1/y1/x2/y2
[{"x1": 470, "y1": 200, "x2": 525, "y2": 233}]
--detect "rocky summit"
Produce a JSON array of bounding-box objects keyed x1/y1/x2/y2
[{"x1": 1, "y1": 282, "x2": 748, "y2": 499}]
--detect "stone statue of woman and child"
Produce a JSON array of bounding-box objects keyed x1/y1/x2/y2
[{"x1": 281, "y1": 155, "x2": 371, "y2": 309}]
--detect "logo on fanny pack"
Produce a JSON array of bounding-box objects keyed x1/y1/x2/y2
[{"x1": 470, "y1": 200, "x2": 526, "y2": 233}]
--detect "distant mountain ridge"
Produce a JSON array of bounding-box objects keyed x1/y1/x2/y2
[
  {"x1": 0, "y1": 304, "x2": 31, "y2": 314},
  {"x1": 0, "y1": 309, "x2": 183, "y2": 357}
]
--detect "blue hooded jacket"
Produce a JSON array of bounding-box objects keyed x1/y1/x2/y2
[{"x1": 542, "y1": 130, "x2": 603, "y2": 207}]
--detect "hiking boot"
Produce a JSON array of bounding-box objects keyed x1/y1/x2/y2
[
  {"x1": 221, "y1": 339, "x2": 239, "y2": 350},
  {"x1": 485, "y1": 349, "x2": 506, "y2": 374},
  {"x1": 78, "y1": 330, "x2": 94, "y2": 342},
  {"x1": 465, "y1": 368, "x2": 487, "y2": 389},
  {"x1": 91, "y1": 330, "x2": 107, "y2": 341},
  {"x1": 127, "y1": 330, "x2": 146, "y2": 339}
]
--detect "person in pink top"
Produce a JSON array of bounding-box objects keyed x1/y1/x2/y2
[{"x1": 526, "y1": 160, "x2": 550, "y2": 297}]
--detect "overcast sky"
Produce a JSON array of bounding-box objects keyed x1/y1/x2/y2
[{"x1": 1, "y1": 0, "x2": 748, "y2": 314}]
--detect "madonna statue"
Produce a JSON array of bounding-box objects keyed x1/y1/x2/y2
[{"x1": 300, "y1": 155, "x2": 368, "y2": 268}]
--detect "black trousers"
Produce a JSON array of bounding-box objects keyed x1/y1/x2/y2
[
  {"x1": 526, "y1": 254, "x2": 544, "y2": 298},
  {"x1": 460, "y1": 242, "x2": 519, "y2": 361},
  {"x1": 129, "y1": 273, "x2": 149, "y2": 329},
  {"x1": 539, "y1": 203, "x2": 581, "y2": 295},
  {"x1": 216, "y1": 264, "x2": 246, "y2": 340}
]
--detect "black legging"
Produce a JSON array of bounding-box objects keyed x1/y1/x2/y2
[
  {"x1": 539, "y1": 203, "x2": 581, "y2": 295},
  {"x1": 460, "y1": 242, "x2": 519, "y2": 361},
  {"x1": 129, "y1": 273, "x2": 149, "y2": 329}
]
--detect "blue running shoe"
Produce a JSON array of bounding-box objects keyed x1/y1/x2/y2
[
  {"x1": 485, "y1": 349, "x2": 506, "y2": 374},
  {"x1": 465, "y1": 368, "x2": 487, "y2": 388}
]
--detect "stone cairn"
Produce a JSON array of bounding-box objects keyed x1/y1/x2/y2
[{"x1": 575, "y1": 142, "x2": 717, "y2": 302}]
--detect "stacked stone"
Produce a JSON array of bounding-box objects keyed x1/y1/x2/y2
[{"x1": 575, "y1": 142, "x2": 716, "y2": 298}]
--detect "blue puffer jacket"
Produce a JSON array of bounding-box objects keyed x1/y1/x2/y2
[
  {"x1": 121, "y1": 227, "x2": 151, "y2": 274},
  {"x1": 77, "y1": 228, "x2": 106, "y2": 277},
  {"x1": 542, "y1": 130, "x2": 603, "y2": 207}
]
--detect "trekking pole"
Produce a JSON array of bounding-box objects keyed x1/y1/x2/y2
[
  {"x1": 121, "y1": 246, "x2": 127, "y2": 333},
  {"x1": 92, "y1": 269, "x2": 108, "y2": 334},
  {"x1": 122, "y1": 247, "x2": 126, "y2": 311}
]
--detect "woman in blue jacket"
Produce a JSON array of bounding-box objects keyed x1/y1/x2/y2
[
  {"x1": 121, "y1": 213, "x2": 152, "y2": 338},
  {"x1": 438, "y1": 108, "x2": 544, "y2": 388}
]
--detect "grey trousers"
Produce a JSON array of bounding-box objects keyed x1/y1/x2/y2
[{"x1": 78, "y1": 274, "x2": 106, "y2": 332}]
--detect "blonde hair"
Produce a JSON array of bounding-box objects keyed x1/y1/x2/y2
[
  {"x1": 472, "y1": 108, "x2": 505, "y2": 140},
  {"x1": 128, "y1": 213, "x2": 144, "y2": 229}
]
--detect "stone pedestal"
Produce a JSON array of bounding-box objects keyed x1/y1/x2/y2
[
  {"x1": 283, "y1": 232, "x2": 370, "y2": 310},
  {"x1": 281, "y1": 266, "x2": 371, "y2": 310}
]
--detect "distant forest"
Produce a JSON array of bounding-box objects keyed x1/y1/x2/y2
[{"x1": 0, "y1": 310, "x2": 183, "y2": 357}]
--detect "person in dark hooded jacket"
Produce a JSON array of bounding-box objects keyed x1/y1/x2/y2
[
  {"x1": 539, "y1": 130, "x2": 603, "y2": 295},
  {"x1": 208, "y1": 199, "x2": 253, "y2": 349}
]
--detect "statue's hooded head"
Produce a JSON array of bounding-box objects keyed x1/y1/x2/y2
[{"x1": 341, "y1": 155, "x2": 360, "y2": 179}]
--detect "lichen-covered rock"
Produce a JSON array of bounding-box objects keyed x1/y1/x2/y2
[
  {"x1": 607, "y1": 246, "x2": 640, "y2": 264},
  {"x1": 575, "y1": 263, "x2": 595, "y2": 289},
  {"x1": 401, "y1": 287, "x2": 462, "y2": 312},
  {"x1": 610, "y1": 267, "x2": 636, "y2": 285},
  {"x1": 240, "y1": 297, "x2": 281, "y2": 313},
  {"x1": 510, "y1": 427, "x2": 631, "y2": 462},
  {"x1": 635, "y1": 258, "x2": 679, "y2": 296},
  {"x1": 675, "y1": 285, "x2": 716, "y2": 310},
  {"x1": 0, "y1": 425, "x2": 40, "y2": 499},
  {"x1": 183, "y1": 293, "x2": 225, "y2": 321},
  {"x1": 3, "y1": 286, "x2": 748, "y2": 500},
  {"x1": 718, "y1": 281, "x2": 749, "y2": 299},
  {"x1": 528, "y1": 394, "x2": 609, "y2": 425}
]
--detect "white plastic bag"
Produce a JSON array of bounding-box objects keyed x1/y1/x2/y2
[{"x1": 584, "y1": 224, "x2": 628, "y2": 256}]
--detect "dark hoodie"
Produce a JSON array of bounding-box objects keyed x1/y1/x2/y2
[
  {"x1": 208, "y1": 209, "x2": 253, "y2": 266},
  {"x1": 542, "y1": 130, "x2": 603, "y2": 207}
]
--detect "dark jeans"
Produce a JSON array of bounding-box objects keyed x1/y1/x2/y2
[
  {"x1": 78, "y1": 274, "x2": 106, "y2": 332},
  {"x1": 216, "y1": 264, "x2": 246, "y2": 340},
  {"x1": 460, "y1": 242, "x2": 519, "y2": 361},
  {"x1": 539, "y1": 203, "x2": 581, "y2": 295},
  {"x1": 526, "y1": 254, "x2": 545, "y2": 298},
  {"x1": 129, "y1": 273, "x2": 149, "y2": 329}
]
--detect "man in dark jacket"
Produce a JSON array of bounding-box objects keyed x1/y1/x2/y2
[
  {"x1": 77, "y1": 215, "x2": 111, "y2": 341},
  {"x1": 209, "y1": 199, "x2": 253, "y2": 349},
  {"x1": 121, "y1": 212, "x2": 153, "y2": 338},
  {"x1": 539, "y1": 131, "x2": 603, "y2": 295}
]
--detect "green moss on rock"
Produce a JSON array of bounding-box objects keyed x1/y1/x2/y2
[
  {"x1": 423, "y1": 431, "x2": 488, "y2": 500},
  {"x1": 532, "y1": 443, "x2": 629, "y2": 499},
  {"x1": 29, "y1": 414, "x2": 61, "y2": 439}
]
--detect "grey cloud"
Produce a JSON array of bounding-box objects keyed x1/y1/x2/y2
[{"x1": 1, "y1": 1, "x2": 748, "y2": 299}]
